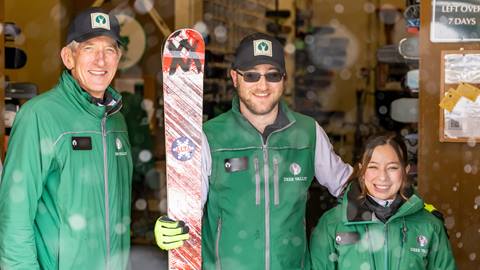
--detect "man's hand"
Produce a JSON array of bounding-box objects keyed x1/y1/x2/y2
[{"x1": 154, "y1": 215, "x2": 190, "y2": 250}]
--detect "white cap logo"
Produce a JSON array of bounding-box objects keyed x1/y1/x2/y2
[
  {"x1": 253, "y1": 39, "x2": 272, "y2": 57},
  {"x1": 91, "y1": 13, "x2": 110, "y2": 30}
]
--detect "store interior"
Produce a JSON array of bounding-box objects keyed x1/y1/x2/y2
[{"x1": 1, "y1": 0, "x2": 479, "y2": 269}]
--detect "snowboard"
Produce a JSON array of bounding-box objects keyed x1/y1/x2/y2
[
  {"x1": 405, "y1": 69, "x2": 419, "y2": 92},
  {"x1": 404, "y1": 4, "x2": 420, "y2": 33},
  {"x1": 162, "y1": 29, "x2": 204, "y2": 270},
  {"x1": 5, "y1": 47, "x2": 27, "y2": 69},
  {"x1": 376, "y1": 44, "x2": 405, "y2": 64},
  {"x1": 398, "y1": 36, "x2": 419, "y2": 60}
]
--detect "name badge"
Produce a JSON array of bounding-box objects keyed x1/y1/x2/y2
[
  {"x1": 224, "y1": 157, "x2": 248, "y2": 173},
  {"x1": 335, "y1": 232, "x2": 360, "y2": 245},
  {"x1": 72, "y1": 137, "x2": 92, "y2": 150}
]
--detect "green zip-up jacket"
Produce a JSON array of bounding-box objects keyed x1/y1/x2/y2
[
  {"x1": 0, "y1": 71, "x2": 133, "y2": 270},
  {"x1": 310, "y1": 182, "x2": 457, "y2": 270},
  {"x1": 202, "y1": 97, "x2": 352, "y2": 270}
]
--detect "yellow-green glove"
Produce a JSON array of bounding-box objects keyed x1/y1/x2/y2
[{"x1": 154, "y1": 215, "x2": 190, "y2": 250}]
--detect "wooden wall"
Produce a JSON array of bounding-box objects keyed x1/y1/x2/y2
[
  {"x1": 4, "y1": 0, "x2": 63, "y2": 94},
  {"x1": 419, "y1": 1, "x2": 480, "y2": 269}
]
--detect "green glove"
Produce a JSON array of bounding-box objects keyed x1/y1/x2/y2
[{"x1": 154, "y1": 215, "x2": 190, "y2": 250}]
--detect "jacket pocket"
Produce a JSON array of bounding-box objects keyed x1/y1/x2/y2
[
  {"x1": 273, "y1": 158, "x2": 279, "y2": 205},
  {"x1": 254, "y1": 157, "x2": 261, "y2": 205}
]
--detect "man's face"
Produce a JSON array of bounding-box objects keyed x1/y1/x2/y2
[
  {"x1": 231, "y1": 64, "x2": 285, "y2": 117},
  {"x1": 61, "y1": 36, "x2": 121, "y2": 98}
]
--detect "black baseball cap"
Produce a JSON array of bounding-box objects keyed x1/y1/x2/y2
[
  {"x1": 66, "y1": 7, "x2": 121, "y2": 45},
  {"x1": 232, "y1": 33, "x2": 285, "y2": 73}
]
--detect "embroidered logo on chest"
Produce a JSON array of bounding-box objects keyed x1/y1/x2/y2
[
  {"x1": 409, "y1": 235, "x2": 429, "y2": 255},
  {"x1": 115, "y1": 137, "x2": 128, "y2": 156},
  {"x1": 284, "y1": 162, "x2": 307, "y2": 182}
]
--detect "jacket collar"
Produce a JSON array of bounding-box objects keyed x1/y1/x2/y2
[
  {"x1": 59, "y1": 70, "x2": 122, "y2": 118},
  {"x1": 341, "y1": 181, "x2": 424, "y2": 224}
]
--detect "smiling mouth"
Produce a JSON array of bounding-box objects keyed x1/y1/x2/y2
[
  {"x1": 374, "y1": 184, "x2": 391, "y2": 191},
  {"x1": 89, "y1": 70, "x2": 107, "y2": 76},
  {"x1": 253, "y1": 92, "x2": 269, "y2": 97}
]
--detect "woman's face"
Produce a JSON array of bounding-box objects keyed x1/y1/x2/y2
[{"x1": 363, "y1": 144, "x2": 407, "y2": 200}]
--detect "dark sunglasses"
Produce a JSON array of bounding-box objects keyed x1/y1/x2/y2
[{"x1": 236, "y1": 70, "x2": 284, "y2": 83}]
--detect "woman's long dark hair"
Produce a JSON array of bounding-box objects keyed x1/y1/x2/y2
[{"x1": 346, "y1": 134, "x2": 411, "y2": 200}]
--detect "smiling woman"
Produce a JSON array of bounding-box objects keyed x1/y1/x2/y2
[
  {"x1": 310, "y1": 135, "x2": 457, "y2": 270},
  {"x1": 357, "y1": 135, "x2": 411, "y2": 202}
]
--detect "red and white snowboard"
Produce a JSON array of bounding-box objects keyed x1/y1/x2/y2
[{"x1": 162, "y1": 29, "x2": 204, "y2": 270}]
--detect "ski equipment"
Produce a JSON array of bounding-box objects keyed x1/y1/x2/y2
[{"x1": 162, "y1": 28, "x2": 205, "y2": 270}]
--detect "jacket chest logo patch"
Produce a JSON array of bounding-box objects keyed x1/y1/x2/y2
[
  {"x1": 71, "y1": 137, "x2": 92, "y2": 150},
  {"x1": 410, "y1": 235, "x2": 429, "y2": 254},
  {"x1": 284, "y1": 162, "x2": 307, "y2": 182},
  {"x1": 417, "y1": 235, "x2": 428, "y2": 247},
  {"x1": 115, "y1": 137, "x2": 128, "y2": 156},
  {"x1": 289, "y1": 163, "x2": 302, "y2": 175},
  {"x1": 171, "y1": 136, "x2": 195, "y2": 161},
  {"x1": 116, "y1": 138, "x2": 123, "y2": 150}
]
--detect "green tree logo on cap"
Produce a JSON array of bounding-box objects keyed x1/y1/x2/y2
[
  {"x1": 91, "y1": 12, "x2": 111, "y2": 30},
  {"x1": 258, "y1": 41, "x2": 269, "y2": 52},
  {"x1": 253, "y1": 39, "x2": 273, "y2": 57},
  {"x1": 96, "y1": 15, "x2": 107, "y2": 24}
]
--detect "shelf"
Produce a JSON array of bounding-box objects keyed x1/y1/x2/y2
[{"x1": 201, "y1": 0, "x2": 275, "y2": 117}]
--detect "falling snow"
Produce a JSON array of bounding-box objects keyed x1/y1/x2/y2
[
  {"x1": 68, "y1": 214, "x2": 86, "y2": 231},
  {"x1": 9, "y1": 186, "x2": 26, "y2": 203},
  {"x1": 139, "y1": 149, "x2": 153, "y2": 162},
  {"x1": 135, "y1": 198, "x2": 147, "y2": 211}
]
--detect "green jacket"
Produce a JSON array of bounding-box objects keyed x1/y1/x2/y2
[
  {"x1": 310, "y1": 182, "x2": 457, "y2": 270},
  {"x1": 0, "y1": 71, "x2": 133, "y2": 270},
  {"x1": 202, "y1": 97, "x2": 351, "y2": 270}
]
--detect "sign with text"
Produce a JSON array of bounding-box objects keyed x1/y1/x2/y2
[{"x1": 431, "y1": 0, "x2": 480, "y2": 42}]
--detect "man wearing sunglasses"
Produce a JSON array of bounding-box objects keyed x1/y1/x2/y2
[{"x1": 155, "y1": 32, "x2": 352, "y2": 270}]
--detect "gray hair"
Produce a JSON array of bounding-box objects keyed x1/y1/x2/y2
[
  {"x1": 65, "y1": 39, "x2": 121, "y2": 52},
  {"x1": 65, "y1": 40, "x2": 80, "y2": 51}
]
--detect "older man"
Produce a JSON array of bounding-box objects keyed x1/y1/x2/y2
[{"x1": 0, "y1": 8, "x2": 132, "y2": 270}]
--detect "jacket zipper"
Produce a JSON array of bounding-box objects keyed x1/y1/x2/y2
[
  {"x1": 273, "y1": 158, "x2": 279, "y2": 206},
  {"x1": 254, "y1": 157, "x2": 261, "y2": 205},
  {"x1": 365, "y1": 226, "x2": 376, "y2": 268},
  {"x1": 215, "y1": 218, "x2": 223, "y2": 270},
  {"x1": 384, "y1": 224, "x2": 389, "y2": 270},
  {"x1": 396, "y1": 219, "x2": 407, "y2": 270},
  {"x1": 101, "y1": 113, "x2": 110, "y2": 269},
  {"x1": 262, "y1": 145, "x2": 270, "y2": 270},
  {"x1": 260, "y1": 119, "x2": 294, "y2": 270}
]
